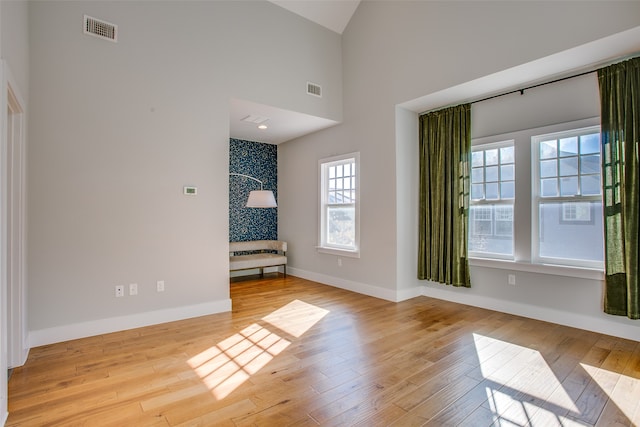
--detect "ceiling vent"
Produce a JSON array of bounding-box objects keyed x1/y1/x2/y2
[
  {"x1": 84, "y1": 15, "x2": 118, "y2": 42},
  {"x1": 307, "y1": 82, "x2": 322, "y2": 98},
  {"x1": 241, "y1": 115, "x2": 269, "y2": 124}
]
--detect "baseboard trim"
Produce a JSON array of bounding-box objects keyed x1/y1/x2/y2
[
  {"x1": 287, "y1": 267, "x2": 420, "y2": 302},
  {"x1": 28, "y1": 299, "x2": 232, "y2": 348},
  {"x1": 9, "y1": 347, "x2": 29, "y2": 369},
  {"x1": 421, "y1": 285, "x2": 640, "y2": 342},
  {"x1": 286, "y1": 268, "x2": 639, "y2": 341}
]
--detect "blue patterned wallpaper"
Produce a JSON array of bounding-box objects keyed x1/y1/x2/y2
[{"x1": 229, "y1": 138, "x2": 278, "y2": 242}]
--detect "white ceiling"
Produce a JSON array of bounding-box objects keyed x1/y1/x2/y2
[
  {"x1": 230, "y1": 98, "x2": 339, "y2": 145},
  {"x1": 268, "y1": 0, "x2": 361, "y2": 34},
  {"x1": 229, "y1": 1, "x2": 359, "y2": 145}
]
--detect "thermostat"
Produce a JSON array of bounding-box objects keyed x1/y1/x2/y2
[{"x1": 183, "y1": 186, "x2": 197, "y2": 196}]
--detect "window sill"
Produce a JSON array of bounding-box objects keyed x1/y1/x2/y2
[
  {"x1": 469, "y1": 257, "x2": 604, "y2": 280},
  {"x1": 317, "y1": 247, "x2": 360, "y2": 258}
]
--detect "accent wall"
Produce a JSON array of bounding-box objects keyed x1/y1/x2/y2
[{"x1": 229, "y1": 138, "x2": 278, "y2": 242}]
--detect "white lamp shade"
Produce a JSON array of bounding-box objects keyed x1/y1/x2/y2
[{"x1": 246, "y1": 190, "x2": 277, "y2": 208}]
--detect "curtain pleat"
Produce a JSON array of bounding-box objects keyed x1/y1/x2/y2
[
  {"x1": 418, "y1": 104, "x2": 471, "y2": 287},
  {"x1": 598, "y1": 56, "x2": 640, "y2": 319}
]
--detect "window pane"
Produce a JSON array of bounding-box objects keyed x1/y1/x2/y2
[
  {"x1": 580, "y1": 133, "x2": 600, "y2": 154},
  {"x1": 581, "y1": 174, "x2": 601, "y2": 196},
  {"x1": 471, "y1": 184, "x2": 484, "y2": 200},
  {"x1": 580, "y1": 154, "x2": 600, "y2": 175},
  {"x1": 468, "y1": 205, "x2": 513, "y2": 256},
  {"x1": 472, "y1": 168, "x2": 484, "y2": 183},
  {"x1": 559, "y1": 137, "x2": 578, "y2": 157},
  {"x1": 560, "y1": 176, "x2": 578, "y2": 196},
  {"x1": 485, "y1": 166, "x2": 499, "y2": 182},
  {"x1": 538, "y1": 202, "x2": 603, "y2": 263},
  {"x1": 501, "y1": 182, "x2": 515, "y2": 199},
  {"x1": 540, "y1": 140, "x2": 557, "y2": 159},
  {"x1": 336, "y1": 165, "x2": 343, "y2": 178},
  {"x1": 469, "y1": 143, "x2": 515, "y2": 259},
  {"x1": 344, "y1": 163, "x2": 351, "y2": 176},
  {"x1": 329, "y1": 166, "x2": 335, "y2": 179},
  {"x1": 329, "y1": 178, "x2": 336, "y2": 189},
  {"x1": 559, "y1": 157, "x2": 578, "y2": 177},
  {"x1": 541, "y1": 178, "x2": 558, "y2": 197},
  {"x1": 501, "y1": 164, "x2": 514, "y2": 181},
  {"x1": 540, "y1": 159, "x2": 557, "y2": 178},
  {"x1": 344, "y1": 177, "x2": 351, "y2": 190},
  {"x1": 485, "y1": 183, "x2": 499, "y2": 200},
  {"x1": 485, "y1": 149, "x2": 499, "y2": 166},
  {"x1": 472, "y1": 151, "x2": 484, "y2": 167},
  {"x1": 327, "y1": 206, "x2": 355, "y2": 248},
  {"x1": 500, "y1": 146, "x2": 515, "y2": 163},
  {"x1": 336, "y1": 178, "x2": 343, "y2": 189}
]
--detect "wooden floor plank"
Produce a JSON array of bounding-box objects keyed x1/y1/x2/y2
[{"x1": 6, "y1": 274, "x2": 639, "y2": 426}]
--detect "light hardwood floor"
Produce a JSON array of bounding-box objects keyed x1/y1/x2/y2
[{"x1": 7, "y1": 274, "x2": 640, "y2": 426}]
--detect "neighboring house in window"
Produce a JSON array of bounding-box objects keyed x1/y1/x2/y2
[{"x1": 318, "y1": 153, "x2": 360, "y2": 257}]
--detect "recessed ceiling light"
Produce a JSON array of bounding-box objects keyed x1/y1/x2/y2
[{"x1": 257, "y1": 124, "x2": 268, "y2": 130}]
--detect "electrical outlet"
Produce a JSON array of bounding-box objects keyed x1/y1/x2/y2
[
  {"x1": 129, "y1": 283, "x2": 138, "y2": 296},
  {"x1": 157, "y1": 280, "x2": 165, "y2": 292},
  {"x1": 508, "y1": 274, "x2": 516, "y2": 286},
  {"x1": 115, "y1": 285, "x2": 124, "y2": 297}
]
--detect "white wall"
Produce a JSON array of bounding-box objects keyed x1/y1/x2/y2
[
  {"x1": 27, "y1": 0, "x2": 342, "y2": 346},
  {"x1": 279, "y1": 1, "x2": 640, "y2": 339}
]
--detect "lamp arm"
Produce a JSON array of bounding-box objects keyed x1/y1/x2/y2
[{"x1": 229, "y1": 172, "x2": 264, "y2": 190}]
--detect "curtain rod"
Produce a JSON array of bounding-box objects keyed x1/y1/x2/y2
[
  {"x1": 419, "y1": 53, "x2": 640, "y2": 115},
  {"x1": 470, "y1": 69, "x2": 597, "y2": 105}
]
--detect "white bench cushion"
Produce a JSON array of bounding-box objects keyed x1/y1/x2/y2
[{"x1": 229, "y1": 240, "x2": 287, "y2": 273}]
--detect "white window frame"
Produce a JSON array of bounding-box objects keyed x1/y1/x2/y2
[
  {"x1": 531, "y1": 125, "x2": 603, "y2": 269},
  {"x1": 467, "y1": 118, "x2": 603, "y2": 280},
  {"x1": 318, "y1": 152, "x2": 360, "y2": 258},
  {"x1": 469, "y1": 140, "x2": 515, "y2": 260}
]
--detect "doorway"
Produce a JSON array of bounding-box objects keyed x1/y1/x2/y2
[{"x1": 5, "y1": 77, "x2": 27, "y2": 370}]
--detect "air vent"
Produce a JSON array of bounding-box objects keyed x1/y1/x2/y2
[
  {"x1": 84, "y1": 15, "x2": 118, "y2": 42},
  {"x1": 307, "y1": 82, "x2": 322, "y2": 98},
  {"x1": 241, "y1": 115, "x2": 269, "y2": 124}
]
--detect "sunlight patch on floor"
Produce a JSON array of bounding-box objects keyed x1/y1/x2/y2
[
  {"x1": 188, "y1": 300, "x2": 329, "y2": 400},
  {"x1": 473, "y1": 333, "x2": 580, "y2": 426},
  {"x1": 262, "y1": 299, "x2": 330, "y2": 337},
  {"x1": 581, "y1": 362, "x2": 640, "y2": 422}
]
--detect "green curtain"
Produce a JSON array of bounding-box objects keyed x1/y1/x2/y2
[
  {"x1": 598, "y1": 57, "x2": 640, "y2": 319},
  {"x1": 418, "y1": 104, "x2": 471, "y2": 287}
]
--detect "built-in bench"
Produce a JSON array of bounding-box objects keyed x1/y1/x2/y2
[{"x1": 229, "y1": 240, "x2": 287, "y2": 277}]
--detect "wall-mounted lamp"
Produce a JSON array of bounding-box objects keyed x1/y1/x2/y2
[{"x1": 229, "y1": 173, "x2": 277, "y2": 208}]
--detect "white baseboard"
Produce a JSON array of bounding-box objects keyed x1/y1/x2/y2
[
  {"x1": 421, "y1": 285, "x2": 640, "y2": 342},
  {"x1": 9, "y1": 347, "x2": 29, "y2": 369},
  {"x1": 287, "y1": 267, "x2": 421, "y2": 302},
  {"x1": 286, "y1": 267, "x2": 639, "y2": 341},
  {"x1": 28, "y1": 299, "x2": 232, "y2": 348}
]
